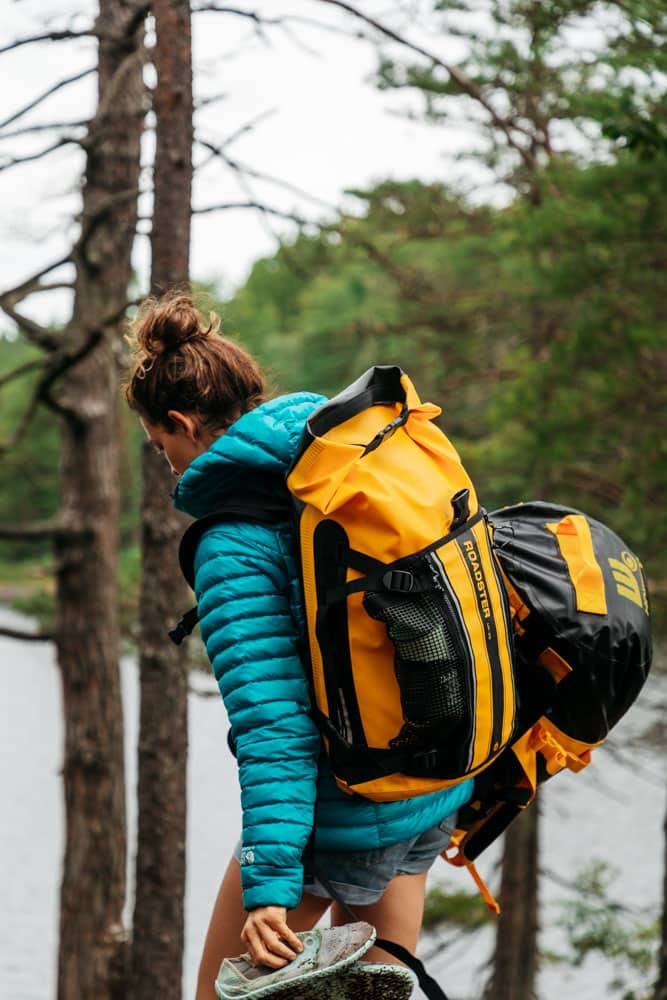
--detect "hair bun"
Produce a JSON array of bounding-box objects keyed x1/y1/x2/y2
[
  {"x1": 125, "y1": 291, "x2": 267, "y2": 428},
  {"x1": 134, "y1": 292, "x2": 206, "y2": 360}
]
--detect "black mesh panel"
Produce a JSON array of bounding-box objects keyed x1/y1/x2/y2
[{"x1": 363, "y1": 567, "x2": 471, "y2": 760}]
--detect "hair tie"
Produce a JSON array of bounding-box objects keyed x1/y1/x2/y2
[{"x1": 161, "y1": 331, "x2": 204, "y2": 357}]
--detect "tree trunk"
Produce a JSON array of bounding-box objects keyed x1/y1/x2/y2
[
  {"x1": 56, "y1": 3, "x2": 146, "y2": 999},
  {"x1": 484, "y1": 803, "x2": 540, "y2": 1000},
  {"x1": 654, "y1": 801, "x2": 667, "y2": 1000},
  {"x1": 129, "y1": 1, "x2": 193, "y2": 996}
]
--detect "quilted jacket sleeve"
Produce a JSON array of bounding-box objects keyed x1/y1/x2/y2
[{"x1": 193, "y1": 520, "x2": 321, "y2": 912}]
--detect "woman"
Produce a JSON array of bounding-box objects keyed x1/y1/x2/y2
[{"x1": 125, "y1": 292, "x2": 473, "y2": 1000}]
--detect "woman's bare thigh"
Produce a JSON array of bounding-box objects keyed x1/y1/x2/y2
[{"x1": 330, "y1": 871, "x2": 428, "y2": 965}]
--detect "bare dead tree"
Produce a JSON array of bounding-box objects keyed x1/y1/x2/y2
[
  {"x1": 48, "y1": 2, "x2": 146, "y2": 996},
  {"x1": 128, "y1": 2, "x2": 193, "y2": 997},
  {"x1": 0, "y1": 39, "x2": 146, "y2": 997}
]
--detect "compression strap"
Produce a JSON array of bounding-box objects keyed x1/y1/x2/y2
[{"x1": 442, "y1": 832, "x2": 501, "y2": 915}]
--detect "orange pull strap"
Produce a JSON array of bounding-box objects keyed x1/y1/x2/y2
[
  {"x1": 442, "y1": 837, "x2": 501, "y2": 915},
  {"x1": 529, "y1": 723, "x2": 592, "y2": 776},
  {"x1": 546, "y1": 515, "x2": 607, "y2": 615},
  {"x1": 537, "y1": 646, "x2": 572, "y2": 683}
]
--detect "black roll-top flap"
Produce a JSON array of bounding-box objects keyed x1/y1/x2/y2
[{"x1": 291, "y1": 366, "x2": 406, "y2": 465}]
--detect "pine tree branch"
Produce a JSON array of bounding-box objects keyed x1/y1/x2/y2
[
  {"x1": 0, "y1": 302, "x2": 62, "y2": 353},
  {"x1": 191, "y1": 200, "x2": 309, "y2": 224},
  {"x1": 27, "y1": 281, "x2": 75, "y2": 295},
  {"x1": 0, "y1": 329, "x2": 104, "y2": 454},
  {"x1": 0, "y1": 29, "x2": 96, "y2": 56},
  {"x1": 0, "y1": 2, "x2": 150, "y2": 58},
  {"x1": 0, "y1": 626, "x2": 54, "y2": 643},
  {"x1": 0, "y1": 255, "x2": 72, "y2": 352},
  {"x1": 0, "y1": 519, "x2": 67, "y2": 540},
  {"x1": 0, "y1": 66, "x2": 96, "y2": 131},
  {"x1": 0, "y1": 136, "x2": 83, "y2": 173},
  {"x1": 195, "y1": 138, "x2": 336, "y2": 208},
  {"x1": 191, "y1": 4, "x2": 279, "y2": 25},
  {"x1": 195, "y1": 91, "x2": 227, "y2": 110},
  {"x1": 191, "y1": 3, "x2": 356, "y2": 38},
  {"x1": 351, "y1": 234, "x2": 440, "y2": 300},
  {"x1": 193, "y1": 4, "x2": 362, "y2": 46},
  {"x1": 317, "y1": 0, "x2": 538, "y2": 167},
  {"x1": 194, "y1": 4, "x2": 344, "y2": 56},
  {"x1": 0, "y1": 253, "x2": 72, "y2": 305},
  {"x1": 213, "y1": 107, "x2": 278, "y2": 150},
  {"x1": 0, "y1": 357, "x2": 49, "y2": 390},
  {"x1": 0, "y1": 119, "x2": 89, "y2": 139}
]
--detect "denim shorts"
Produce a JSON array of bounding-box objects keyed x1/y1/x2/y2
[{"x1": 233, "y1": 816, "x2": 455, "y2": 906}]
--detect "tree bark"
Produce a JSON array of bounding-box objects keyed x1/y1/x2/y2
[
  {"x1": 654, "y1": 801, "x2": 667, "y2": 1000},
  {"x1": 149, "y1": 0, "x2": 194, "y2": 294},
  {"x1": 129, "y1": 2, "x2": 193, "y2": 997},
  {"x1": 484, "y1": 803, "x2": 540, "y2": 1000},
  {"x1": 55, "y1": 3, "x2": 146, "y2": 999}
]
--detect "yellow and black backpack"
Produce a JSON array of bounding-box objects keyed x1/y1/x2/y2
[
  {"x1": 445, "y1": 500, "x2": 652, "y2": 882},
  {"x1": 286, "y1": 365, "x2": 516, "y2": 801},
  {"x1": 172, "y1": 365, "x2": 517, "y2": 803}
]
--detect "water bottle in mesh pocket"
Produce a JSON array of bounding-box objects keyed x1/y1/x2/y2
[{"x1": 363, "y1": 574, "x2": 471, "y2": 753}]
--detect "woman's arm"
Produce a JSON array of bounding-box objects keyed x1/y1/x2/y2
[{"x1": 195, "y1": 521, "x2": 322, "y2": 910}]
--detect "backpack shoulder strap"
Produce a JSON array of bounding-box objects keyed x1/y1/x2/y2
[
  {"x1": 178, "y1": 479, "x2": 292, "y2": 587},
  {"x1": 169, "y1": 481, "x2": 292, "y2": 645}
]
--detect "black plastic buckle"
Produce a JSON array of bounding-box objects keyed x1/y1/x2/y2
[
  {"x1": 168, "y1": 622, "x2": 189, "y2": 646},
  {"x1": 168, "y1": 606, "x2": 199, "y2": 645},
  {"x1": 382, "y1": 570, "x2": 414, "y2": 592},
  {"x1": 412, "y1": 748, "x2": 439, "y2": 771},
  {"x1": 362, "y1": 403, "x2": 409, "y2": 456}
]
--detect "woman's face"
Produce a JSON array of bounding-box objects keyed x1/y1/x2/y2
[{"x1": 140, "y1": 411, "x2": 217, "y2": 477}]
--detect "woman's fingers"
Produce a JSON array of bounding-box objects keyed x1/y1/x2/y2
[
  {"x1": 243, "y1": 923, "x2": 286, "y2": 969},
  {"x1": 241, "y1": 906, "x2": 304, "y2": 968},
  {"x1": 269, "y1": 918, "x2": 303, "y2": 956}
]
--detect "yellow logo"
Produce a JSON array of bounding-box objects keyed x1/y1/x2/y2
[{"x1": 608, "y1": 551, "x2": 649, "y2": 613}]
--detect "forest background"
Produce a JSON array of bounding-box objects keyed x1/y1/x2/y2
[{"x1": 1, "y1": 2, "x2": 666, "y2": 1000}]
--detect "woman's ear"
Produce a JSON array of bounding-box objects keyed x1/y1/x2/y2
[{"x1": 167, "y1": 409, "x2": 200, "y2": 440}]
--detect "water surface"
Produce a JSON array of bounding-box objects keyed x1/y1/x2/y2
[{"x1": 2, "y1": 608, "x2": 665, "y2": 1000}]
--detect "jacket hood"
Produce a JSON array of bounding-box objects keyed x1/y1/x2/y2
[{"x1": 173, "y1": 392, "x2": 325, "y2": 520}]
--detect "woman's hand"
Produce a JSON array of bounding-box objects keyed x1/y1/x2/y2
[{"x1": 241, "y1": 906, "x2": 304, "y2": 969}]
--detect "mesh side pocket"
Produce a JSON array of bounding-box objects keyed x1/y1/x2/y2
[{"x1": 364, "y1": 581, "x2": 469, "y2": 749}]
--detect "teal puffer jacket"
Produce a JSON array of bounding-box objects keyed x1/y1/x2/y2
[{"x1": 173, "y1": 393, "x2": 473, "y2": 911}]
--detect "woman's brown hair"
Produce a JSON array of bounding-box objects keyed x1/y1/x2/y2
[{"x1": 124, "y1": 292, "x2": 267, "y2": 431}]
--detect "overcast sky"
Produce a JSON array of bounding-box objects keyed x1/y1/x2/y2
[{"x1": 0, "y1": 1, "x2": 491, "y2": 325}]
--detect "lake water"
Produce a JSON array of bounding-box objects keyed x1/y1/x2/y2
[{"x1": 2, "y1": 606, "x2": 666, "y2": 1000}]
